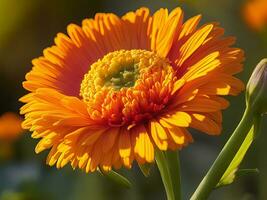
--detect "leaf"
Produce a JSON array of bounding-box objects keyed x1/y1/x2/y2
[
  {"x1": 99, "y1": 169, "x2": 132, "y2": 188},
  {"x1": 138, "y1": 163, "x2": 153, "y2": 177},
  {"x1": 236, "y1": 168, "x2": 259, "y2": 178},
  {"x1": 217, "y1": 116, "x2": 261, "y2": 187}
]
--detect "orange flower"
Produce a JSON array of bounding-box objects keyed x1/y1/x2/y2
[
  {"x1": 0, "y1": 112, "x2": 23, "y2": 141},
  {"x1": 20, "y1": 7, "x2": 244, "y2": 172},
  {"x1": 242, "y1": 0, "x2": 267, "y2": 31}
]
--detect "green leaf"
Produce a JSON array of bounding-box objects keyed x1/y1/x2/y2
[
  {"x1": 99, "y1": 169, "x2": 132, "y2": 188},
  {"x1": 138, "y1": 163, "x2": 153, "y2": 177},
  {"x1": 217, "y1": 116, "x2": 261, "y2": 187},
  {"x1": 236, "y1": 168, "x2": 259, "y2": 178}
]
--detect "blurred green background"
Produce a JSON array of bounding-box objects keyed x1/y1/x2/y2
[{"x1": 0, "y1": 0, "x2": 266, "y2": 199}]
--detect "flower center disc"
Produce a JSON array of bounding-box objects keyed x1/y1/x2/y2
[
  {"x1": 80, "y1": 49, "x2": 175, "y2": 127},
  {"x1": 80, "y1": 49, "x2": 170, "y2": 101}
]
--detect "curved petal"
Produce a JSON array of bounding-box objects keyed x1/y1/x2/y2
[
  {"x1": 24, "y1": 9, "x2": 152, "y2": 97},
  {"x1": 131, "y1": 125, "x2": 154, "y2": 163},
  {"x1": 189, "y1": 113, "x2": 222, "y2": 135},
  {"x1": 122, "y1": 7, "x2": 151, "y2": 49},
  {"x1": 150, "y1": 7, "x2": 183, "y2": 57}
]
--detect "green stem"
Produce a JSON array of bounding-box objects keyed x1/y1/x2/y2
[
  {"x1": 165, "y1": 151, "x2": 182, "y2": 200},
  {"x1": 156, "y1": 150, "x2": 182, "y2": 200},
  {"x1": 191, "y1": 107, "x2": 254, "y2": 200}
]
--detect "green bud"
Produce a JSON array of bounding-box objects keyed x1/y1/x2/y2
[{"x1": 246, "y1": 58, "x2": 267, "y2": 114}]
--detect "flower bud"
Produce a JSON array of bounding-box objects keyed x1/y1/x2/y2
[{"x1": 246, "y1": 58, "x2": 267, "y2": 114}]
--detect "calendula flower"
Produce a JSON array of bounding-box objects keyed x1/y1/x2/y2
[
  {"x1": 0, "y1": 112, "x2": 23, "y2": 141},
  {"x1": 242, "y1": 0, "x2": 267, "y2": 31},
  {"x1": 20, "y1": 7, "x2": 244, "y2": 172}
]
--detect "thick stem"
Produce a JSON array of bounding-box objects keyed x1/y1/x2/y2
[
  {"x1": 191, "y1": 108, "x2": 254, "y2": 200},
  {"x1": 165, "y1": 151, "x2": 182, "y2": 200},
  {"x1": 156, "y1": 150, "x2": 175, "y2": 200},
  {"x1": 156, "y1": 150, "x2": 182, "y2": 200}
]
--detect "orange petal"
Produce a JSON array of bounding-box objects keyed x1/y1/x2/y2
[
  {"x1": 118, "y1": 129, "x2": 132, "y2": 162},
  {"x1": 179, "y1": 97, "x2": 222, "y2": 112},
  {"x1": 178, "y1": 14, "x2": 202, "y2": 39},
  {"x1": 176, "y1": 24, "x2": 214, "y2": 66},
  {"x1": 159, "y1": 111, "x2": 191, "y2": 127},
  {"x1": 102, "y1": 128, "x2": 120, "y2": 153},
  {"x1": 151, "y1": 7, "x2": 183, "y2": 57},
  {"x1": 122, "y1": 7, "x2": 151, "y2": 49},
  {"x1": 149, "y1": 121, "x2": 168, "y2": 150},
  {"x1": 189, "y1": 113, "x2": 222, "y2": 135},
  {"x1": 131, "y1": 125, "x2": 154, "y2": 163}
]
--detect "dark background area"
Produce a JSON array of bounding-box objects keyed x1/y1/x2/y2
[{"x1": 0, "y1": 0, "x2": 266, "y2": 199}]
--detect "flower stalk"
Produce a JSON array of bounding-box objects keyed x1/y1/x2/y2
[
  {"x1": 165, "y1": 151, "x2": 182, "y2": 200},
  {"x1": 191, "y1": 59, "x2": 267, "y2": 199},
  {"x1": 156, "y1": 150, "x2": 182, "y2": 200},
  {"x1": 190, "y1": 108, "x2": 255, "y2": 200}
]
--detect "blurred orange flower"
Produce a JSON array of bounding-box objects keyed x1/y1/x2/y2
[
  {"x1": 242, "y1": 0, "x2": 267, "y2": 31},
  {"x1": 0, "y1": 112, "x2": 23, "y2": 159},
  {"x1": 20, "y1": 7, "x2": 244, "y2": 172},
  {"x1": 0, "y1": 112, "x2": 23, "y2": 141}
]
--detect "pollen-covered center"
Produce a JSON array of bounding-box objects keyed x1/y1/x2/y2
[{"x1": 80, "y1": 49, "x2": 176, "y2": 127}]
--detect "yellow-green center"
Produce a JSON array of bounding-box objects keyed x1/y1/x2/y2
[
  {"x1": 104, "y1": 62, "x2": 139, "y2": 90},
  {"x1": 80, "y1": 49, "x2": 170, "y2": 102}
]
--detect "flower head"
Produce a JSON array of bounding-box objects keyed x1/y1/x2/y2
[
  {"x1": 20, "y1": 7, "x2": 244, "y2": 172},
  {"x1": 242, "y1": 0, "x2": 267, "y2": 31},
  {"x1": 246, "y1": 58, "x2": 267, "y2": 114}
]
